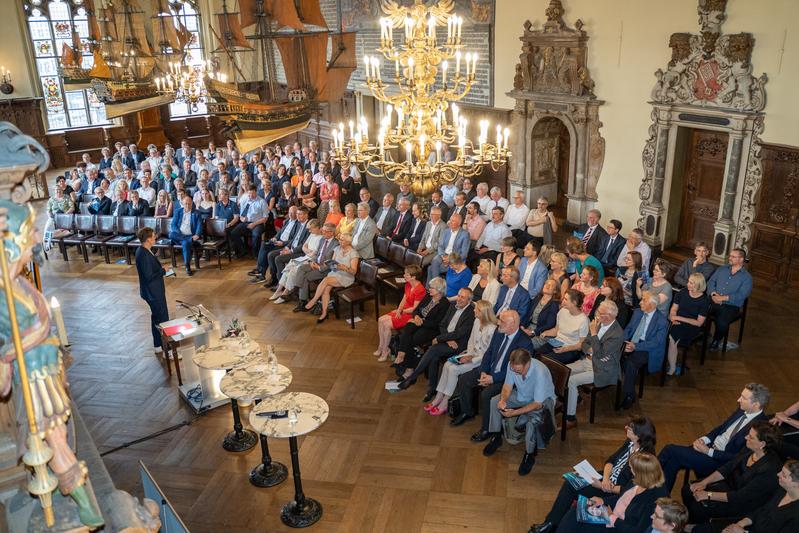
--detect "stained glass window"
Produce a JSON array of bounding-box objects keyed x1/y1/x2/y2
[
  {"x1": 168, "y1": 1, "x2": 207, "y2": 118},
  {"x1": 24, "y1": 0, "x2": 110, "y2": 131}
]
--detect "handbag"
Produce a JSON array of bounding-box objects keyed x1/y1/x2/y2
[{"x1": 447, "y1": 394, "x2": 463, "y2": 419}]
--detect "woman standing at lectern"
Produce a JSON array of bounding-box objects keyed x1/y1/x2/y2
[{"x1": 135, "y1": 226, "x2": 170, "y2": 355}]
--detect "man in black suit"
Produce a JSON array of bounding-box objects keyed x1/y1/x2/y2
[
  {"x1": 599, "y1": 219, "x2": 626, "y2": 275},
  {"x1": 398, "y1": 288, "x2": 476, "y2": 398},
  {"x1": 359, "y1": 188, "x2": 379, "y2": 218},
  {"x1": 449, "y1": 192, "x2": 468, "y2": 222},
  {"x1": 135, "y1": 227, "x2": 169, "y2": 355},
  {"x1": 658, "y1": 382, "x2": 770, "y2": 492},
  {"x1": 87, "y1": 187, "x2": 111, "y2": 215},
  {"x1": 576, "y1": 209, "x2": 608, "y2": 257},
  {"x1": 429, "y1": 189, "x2": 450, "y2": 222},
  {"x1": 389, "y1": 198, "x2": 413, "y2": 242}
]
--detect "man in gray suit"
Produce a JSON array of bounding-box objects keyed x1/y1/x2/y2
[
  {"x1": 352, "y1": 202, "x2": 377, "y2": 259},
  {"x1": 417, "y1": 205, "x2": 446, "y2": 266},
  {"x1": 563, "y1": 300, "x2": 625, "y2": 429},
  {"x1": 373, "y1": 193, "x2": 398, "y2": 236},
  {"x1": 268, "y1": 207, "x2": 312, "y2": 289},
  {"x1": 293, "y1": 223, "x2": 339, "y2": 311}
]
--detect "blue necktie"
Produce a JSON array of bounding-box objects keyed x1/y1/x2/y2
[
  {"x1": 493, "y1": 335, "x2": 510, "y2": 373},
  {"x1": 632, "y1": 315, "x2": 648, "y2": 343}
]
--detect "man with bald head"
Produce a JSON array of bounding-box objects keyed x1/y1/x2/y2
[{"x1": 450, "y1": 310, "x2": 534, "y2": 434}]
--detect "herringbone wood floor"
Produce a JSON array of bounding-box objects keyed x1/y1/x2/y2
[{"x1": 37, "y1": 209, "x2": 798, "y2": 532}]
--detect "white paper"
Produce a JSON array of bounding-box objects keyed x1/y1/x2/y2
[
  {"x1": 294, "y1": 256, "x2": 311, "y2": 263},
  {"x1": 384, "y1": 380, "x2": 400, "y2": 390},
  {"x1": 573, "y1": 459, "x2": 602, "y2": 482},
  {"x1": 378, "y1": 268, "x2": 392, "y2": 274},
  {"x1": 394, "y1": 277, "x2": 406, "y2": 283}
]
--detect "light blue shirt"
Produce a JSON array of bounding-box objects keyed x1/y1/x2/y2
[
  {"x1": 504, "y1": 358, "x2": 556, "y2": 405},
  {"x1": 241, "y1": 196, "x2": 268, "y2": 223},
  {"x1": 440, "y1": 184, "x2": 458, "y2": 207},
  {"x1": 706, "y1": 265, "x2": 752, "y2": 308}
]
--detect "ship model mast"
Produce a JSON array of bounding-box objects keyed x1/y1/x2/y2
[{"x1": 59, "y1": 1, "x2": 107, "y2": 89}]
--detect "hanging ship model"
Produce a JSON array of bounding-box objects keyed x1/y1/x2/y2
[
  {"x1": 89, "y1": 0, "x2": 192, "y2": 118},
  {"x1": 58, "y1": 2, "x2": 109, "y2": 90},
  {"x1": 205, "y1": 0, "x2": 357, "y2": 153}
]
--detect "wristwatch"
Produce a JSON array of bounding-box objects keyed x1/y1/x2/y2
[{"x1": 707, "y1": 492, "x2": 713, "y2": 501}]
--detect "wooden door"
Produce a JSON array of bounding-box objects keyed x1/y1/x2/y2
[
  {"x1": 677, "y1": 130, "x2": 727, "y2": 249},
  {"x1": 531, "y1": 117, "x2": 570, "y2": 218}
]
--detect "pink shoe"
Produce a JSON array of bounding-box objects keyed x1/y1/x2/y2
[
  {"x1": 429, "y1": 406, "x2": 448, "y2": 416},
  {"x1": 423, "y1": 403, "x2": 436, "y2": 412}
]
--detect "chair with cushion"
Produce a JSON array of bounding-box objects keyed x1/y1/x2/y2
[
  {"x1": 126, "y1": 217, "x2": 158, "y2": 263},
  {"x1": 374, "y1": 235, "x2": 390, "y2": 260},
  {"x1": 84, "y1": 215, "x2": 116, "y2": 263},
  {"x1": 334, "y1": 261, "x2": 380, "y2": 329},
  {"x1": 105, "y1": 216, "x2": 138, "y2": 262},
  {"x1": 152, "y1": 217, "x2": 174, "y2": 260},
  {"x1": 201, "y1": 218, "x2": 232, "y2": 270},
  {"x1": 63, "y1": 214, "x2": 96, "y2": 262},
  {"x1": 540, "y1": 355, "x2": 572, "y2": 442},
  {"x1": 700, "y1": 298, "x2": 749, "y2": 360},
  {"x1": 50, "y1": 214, "x2": 75, "y2": 261}
]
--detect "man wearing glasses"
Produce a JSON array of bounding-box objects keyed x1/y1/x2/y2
[{"x1": 705, "y1": 248, "x2": 752, "y2": 351}]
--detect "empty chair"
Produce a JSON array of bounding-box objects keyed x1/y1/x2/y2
[
  {"x1": 105, "y1": 216, "x2": 139, "y2": 262},
  {"x1": 62, "y1": 214, "x2": 96, "y2": 263}
]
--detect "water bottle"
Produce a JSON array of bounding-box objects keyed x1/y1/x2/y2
[{"x1": 267, "y1": 345, "x2": 278, "y2": 374}]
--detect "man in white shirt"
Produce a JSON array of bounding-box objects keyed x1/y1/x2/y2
[
  {"x1": 192, "y1": 152, "x2": 215, "y2": 176},
  {"x1": 373, "y1": 193, "x2": 397, "y2": 235},
  {"x1": 504, "y1": 191, "x2": 530, "y2": 231},
  {"x1": 658, "y1": 382, "x2": 770, "y2": 492},
  {"x1": 137, "y1": 173, "x2": 157, "y2": 205},
  {"x1": 474, "y1": 182, "x2": 491, "y2": 219},
  {"x1": 616, "y1": 227, "x2": 652, "y2": 272},
  {"x1": 473, "y1": 207, "x2": 512, "y2": 263},
  {"x1": 81, "y1": 152, "x2": 97, "y2": 172},
  {"x1": 440, "y1": 182, "x2": 458, "y2": 207},
  {"x1": 146, "y1": 147, "x2": 162, "y2": 173},
  {"x1": 229, "y1": 185, "x2": 270, "y2": 258},
  {"x1": 485, "y1": 186, "x2": 510, "y2": 213}
]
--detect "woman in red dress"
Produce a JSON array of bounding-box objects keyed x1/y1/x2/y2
[{"x1": 374, "y1": 264, "x2": 426, "y2": 361}]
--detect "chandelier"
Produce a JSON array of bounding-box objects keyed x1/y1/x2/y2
[
  {"x1": 155, "y1": 60, "x2": 225, "y2": 112},
  {"x1": 330, "y1": 0, "x2": 510, "y2": 198}
]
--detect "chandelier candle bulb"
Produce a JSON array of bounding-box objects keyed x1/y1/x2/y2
[
  {"x1": 442, "y1": 61, "x2": 448, "y2": 86},
  {"x1": 406, "y1": 142, "x2": 412, "y2": 164},
  {"x1": 419, "y1": 134, "x2": 426, "y2": 160},
  {"x1": 428, "y1": 17, "x2": 436, "y2": 41},
  {"x1": 503, "y1": 128, "x2": 510, "y2": 150},
  {"x1": 408, "y1": 57, "x2": 414, "y2": 80},
  {"x1": 455, "y1": 51, "x2": 461, "y2": 77},
  {"x1": 349, "y1": 120, "x2": 355, "y2": 141},
  {"x1": 436, "y1": 140, "x2": 442, "y2": 163}
]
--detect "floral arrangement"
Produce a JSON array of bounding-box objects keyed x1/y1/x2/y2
[{"x1": 223, "y1": 318, "x2": 247, "y2": 338}]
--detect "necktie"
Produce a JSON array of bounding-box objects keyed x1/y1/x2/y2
[
  {"x1": 582, "y1": 225, "x2": 595, "y2": 245},
  {"x1": 493, "y1": 335, "x2": 510, "y2": 373},
  {"x1": 500, "y1": 288, "x2": 514, "y2": 312},
  {"x1": 393, "y1": 212, "x2": 404, "y2": 235},
  {"x1": 728, "y1": 415, "x2": 748, "y2": 439},
  {"x1": 292, "y1": 224, "x2": 305, "y2": 247},
  {"x1": 602, "y1": 237, "x2": 614, "y2": 263},
  {"x1": 632, "y1": 314, "x2": 648, "y2": 343},
  {"x1": 241, "y1": 202, "x2": 250, "y2": 218},
  {"x1": 317, "y1": 239, "x2": 329, "y2": 263}
]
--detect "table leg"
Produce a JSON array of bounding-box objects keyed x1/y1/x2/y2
[
  {"x1": 171, "y1": 343, "x2": 183, "y2": 386},
  {"x1": 249, "y1": 434, "x2": 287, "y2": 487},
  {"x1": 280, "y1": 436, "x2": 322, "y2": 528},
  {"x1": 222, "y1": 399, "x2": 258, "y2": 452}
]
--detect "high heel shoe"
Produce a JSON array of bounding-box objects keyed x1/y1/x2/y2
[
  {"x1": 316, "y1": 314, "x2": 328, "y2": 324},
  {"x1": 423, "y1": 403, "x2": 436, "y2": 412},
  {"x1": 429, "y1": 406, "x2": 448, "y2": 416},
  {"x1": 377, "y1": 351, "x2": 390, "y2": 362}
]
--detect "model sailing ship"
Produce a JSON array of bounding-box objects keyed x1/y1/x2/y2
[
  {"x1": 58, "y1": 2, "x2": 109, "y2": 90},
  {"x1": 206, "y1": 0, "x2": 357, "y2": 152},
  {"x1": 90, "y1": 0, "x2": 191, "y2": 118}
]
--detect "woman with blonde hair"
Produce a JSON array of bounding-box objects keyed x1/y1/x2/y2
[
  {"x1": 153, "y1": 189, "x2": 173, "y2": 218},
  {"x1": 324, "y1": 198, "x2": 344, "y2": 227},
  {"x1": 271, "y1": 219, "x2": 323, "y2": 304},
  {"x1": 539, "y1": 243, "x2": 557, "y2": 266},
  {"x1": 425, "y1": 300, "x2": 498, "y2": 415},
  {"x1": 468, "y1": 258, "x2": 502, "y2": 305},
  {"x1": 549, "y1": 252, "x2": 571, "y2": 298},
  {"x1": 666, "y1": 272, "x2": 710, "y2": 375},
  {"x1": 554, "y1": 452, "x2": 667, "y2": 532},
  {"x1": 303, "y1": 232, "x2": 360, "y2": 323},
  {"x1": 336, "y1": 202, "x2": 357, "y2": 236}
]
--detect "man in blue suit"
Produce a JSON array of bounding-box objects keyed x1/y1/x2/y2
[
  {"x1": 169, "y1": 196, "x2": 203, "y2": 276},
  {"x1": 494, "y1": 267, "x2": 532, "y2": 326},
  {"x1": 619, "y1": 291, "x2": 669, "y2": 409},
  {"x1": 427, "y1": 213, "x2": 470, "y2": 284},
  {"x1": 134, "y1": 227, "x2": 169, "y2": 354},
  {"x1": 657, "y1": 383, "x2": 770, "y2": 491},
  {"x1": 451, "y1": 310, "x2": 534, "y2": 435},
  {"x1": 518, "y1": 241, "x2": 549, "y2": 299}
]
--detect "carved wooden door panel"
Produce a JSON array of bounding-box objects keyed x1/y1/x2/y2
[
  {"x1": 531, "y1": 117, "x2": 570, "y2": 216},
  {"x1": 677, "y1": 130, "x2": 728, "y2": 249}
]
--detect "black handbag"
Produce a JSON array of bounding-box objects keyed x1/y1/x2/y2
[{"x1": 447, "y1": 394, "x2": 462, "y2": 419}]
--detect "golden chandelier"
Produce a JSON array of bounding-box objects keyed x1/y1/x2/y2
[{"x1": 330, "y1": 0, "x2": 510, "y2": 197}]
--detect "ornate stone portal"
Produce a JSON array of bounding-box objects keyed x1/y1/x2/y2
[
  {"x1": 506, "y1": 0, "x2": 605, "y2": 224},
  {"x1": 638, "y1": 0, "x2": 767, "y2": 260}
]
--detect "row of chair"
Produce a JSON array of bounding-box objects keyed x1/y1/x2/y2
[{"x1": 49, "y1": 213, "x2": 232, "y2": 270}]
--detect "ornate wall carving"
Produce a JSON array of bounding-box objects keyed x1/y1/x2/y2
[
  {"x1": 638, "y1": 0, "x2": 767, "y2": 259},
  {"x1": 507, "y1": 0, "x2": 605, "y2": 224}
]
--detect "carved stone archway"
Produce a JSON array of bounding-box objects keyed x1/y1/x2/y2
[
  {"x1": 638, "y1": 0, "x2": 767, "y2": 261},
  {"x1": 507, "y1": 0, "x2": 605, "y2": 225}
]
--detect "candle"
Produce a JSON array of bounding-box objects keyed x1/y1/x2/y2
[
  {"x1": 496, "y1": 124, "x2": 502, "y2": 146},
  {"x1": 441, "y1": 61, "x2": 448, "y2": 86},
  {"x1": 155, "y1": 77, "x2": 161, "y2": 90},
  {"x1": 503, "y1": 128, "x2": 510, "y2": 150},
  {"x1": 452, "y1": 103, "x2": 459, "y2": 126},
  {"x1": 435, "y1": 140, "x2": 442, "y2": 163},
  {"x1": 379, "y1": 132, "x2": 385, "y2": 156},
  {"x1": 50, "y1": 296, "x2": 69, "y2": 347},
  {"x1": 417, "y1": 109, "x2": 423, "y2": 132},
  {"x1": 363, "y1": 55, "x2": 370, "y2": 79},
  {"x1": 405, "y1": 17, "x2": 412, "y2": 42},
  {"x1": 472, "y1": 54, "x2": 478, "y2": 78},
  {"x1": 457, "y1": 16, "x2": 462, "y2": 40},
  {"x1": 398, "y1": 107, "x2": 404, "y2": 129},
  {"x1": 428, "y1": 17, "x2": 436, "y2": 41},
  {"x1": 419, "y1": 134, "x2": 426, "y2": 160},
  {"x1": 406, "y1": 142, "x2": 412, "y2": 164},
  {"x1": 455, "y1": 51, "x2": 461, "y2": 77},
  {"x1": 408, "y1": 57, "x2": 414, "y2": 80}
]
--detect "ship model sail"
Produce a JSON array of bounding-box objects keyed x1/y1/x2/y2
[
  {"x1": 206, "y1": 0, "x2": 357, "y2": 153},
  {"x1": 91, "y1": 0, "x2": 186, "y2": 118},
  {"x1": 59, "y1": 2, "x2": 107, "y2": 90}
]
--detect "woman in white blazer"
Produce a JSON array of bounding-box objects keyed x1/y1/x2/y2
[
  {"x1": 468, "y1": 258, "x2": 502, "y2": 306},
  {"x1": 424, "y1": 301, "x2": 498, "y2": 416}
]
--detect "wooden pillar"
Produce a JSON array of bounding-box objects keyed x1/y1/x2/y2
[{"x1": 136, "y1": 106, "x2": 169, "y2": 147}]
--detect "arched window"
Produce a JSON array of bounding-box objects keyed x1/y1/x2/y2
[
  {"x1": 24, "y1": 0, "x2": 110, "y2": 131},
  {"x1": 168, "y1": 1, "x2": 207, "y2": 118}
]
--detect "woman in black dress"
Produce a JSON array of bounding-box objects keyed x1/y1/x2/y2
[{"x1": 666, "y1": 272, "x2": 711, "y2": 375}]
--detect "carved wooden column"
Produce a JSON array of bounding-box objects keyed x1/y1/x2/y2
[{"x1": 135, "y1": 107, "x2": 169, "y2": 147}]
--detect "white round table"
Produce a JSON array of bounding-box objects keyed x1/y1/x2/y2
[
  {"x1": 220, "y1": 363, "x2": 293, "y2": 488},
  {"x1": 249, "y1": 392, "x2": 329, "y2": 528}
]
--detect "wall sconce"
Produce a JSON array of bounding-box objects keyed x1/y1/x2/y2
[{"x1": 0, "y1": 66, "x2": 13, "y2": 95}]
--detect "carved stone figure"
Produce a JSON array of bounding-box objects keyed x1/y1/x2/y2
[
  {"x1": 668, "y1": 33, "x2": 694, "y2": 67},
  {"x1": 513, "y1": 63, "x2": 524, "y2": 90},
  {"x1": 698, "y1": 0, "x2": 727, "y2": 33}
]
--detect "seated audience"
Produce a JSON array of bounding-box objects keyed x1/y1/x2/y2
[
  {"x1": 359, "y1": 188, "x2": 379, "y2": 218},
  {"x1": 292, "y1": 223, "x2": 338, "y2": 311},
  {"x1": 673, "y1": 242, "x2": 716, "y2": 288},
  {"x1": 324, "y1": 199, "x2": 344, "y2": 227},
  {"x1": 374, "y1": 265, "x2": 427, "y2": 361},
  {"x1": 658, "y1": 383, "x2": 770, "y2": 492},
  {"x1": 428, "y1": 214, "x2": 470, "y2": 283},
  {"x1": 473, "y1": 182, "x2": 491, "y2": 217},
  {"x1": 126, "y1": 190, "x2": 150, "y2": 217},
  {"x1": 468, "y1": 258, "x2": 502, "y2": 306},
  {"x1": 230, "y1": 185, "x2": 269, "y2": 258},
  {"x1": 522, "y1": 279, "x2": 561, "y2": 339},
  {"x1": 417, "y1": 205, "x2": 446, "y2": 266},
  {"x1": 482, "y1": 348, "x2": 556, "y2": 476},
  {"x1": 350, "y1": 202, "x2": 377, "y2": 259},
  {"x1": 590, "y1": 276, "x2": 632, "y2": 328},
  {"x1": 270, "y1": 219, "x2": 321, "y2": 304},
  {"x1": 450, "y1": 310, "x2": 533, "y2": 428},
  {"x1": 598, "y1": 219, "x2": 626, "y2": 276},
  {"x1": 647, "y1": 497, "x2": 689, "y2": 533},
  {"x1": 47, "y1": 185, "x2": 75, "y2": 218},
  {"x1": 464, "y1": 202, "x2": 486, "y2": 244},
  {"x1": 397, "y1": 288, "x2": 475, "y2": 394},
  {"x1": 425, "y1": 300, "x2": 497, "y2": 416},
  {"x1": 485, "y1": 186, "x2": 509, "y2": 213},
  {"x1": 472, "y1": 206, "x2": 511, "y2": 265},
  {"x1": 404, "y1": 203, "x2": 428, "y2": 251},
  {"x1": 619, "y1": 291, "x2": 669, "y2": 409},
  {"x1": 445, "y1": 252, "x2": 472, "y2": 300},
  {"x1": 388, "y1": 198, "x2": 412, "y2": 242},
  {"x1": 771, "y1": 400, "x2": 799, "y2": 459},
  {"x1": 196, "y1": 189, "x2": 215, "y2": 222},
  {"x1": 525, "y1": 196, "x2": 558, "y2": 247},
  {"x1": 576, "y1": 209, "x2": 608, "y2": 258},
  {"x1": 450, "y1": 191, "x2": 468, "y2": 221},
  {"x1": 616, "y1": 227, "x2": 652, "y2": 273},
  {"x1": 572, "y1": 264, "x2": 602, "y2": 315},
  {"x1": 549, "y1": 251, "x2": 571, "y2": 298},
  {"x1": 250, "y1": 205, "x2": 300, "y2": 284},
  {"x1": 518, "y1": 241, "x2": 549, "y2": 300},
  {"x1": 109, "y1": 189, "x2": 129, "y2": 217},
  {"x1": 153, "y1": 189, "x2": 173, "y2": 218},
  {"x1": 567, "y1": 236, "x2": 605, "y2": 286},
  {"x1": 533, "y1": 289, "x2": 589, "y2": 365},
  {"x1": 637, "y1": 259, "x2": 673, "y2": 316},
  {"x1": 494, "y1": 266, "x2": 531, "y2": 324},
  {"x1": 88, "y1": 187, "x2": 111, "y2": 215},
  {"x1": 374, "y1": 193, "x2": 398, "y2": 235},
  {"x1": 169, "y1": 195, "x2": 202, "y2": 275},
  {"x1": 555, "y1": 452, "x2": 668, "y2": 533},
  {"x1": 706, "y1": 248, "x2": 753, "y2": 351},
  {"x1": 495, "y1": 236, "x2": 521, "y2": 272},
  {"x1": 429, "y1": 189, "x2": 450, "y2": 222},
  {"x1": 682, "y1": 421, "x2": 782, "y2": 527},
  {"x1": 302, "y1": 232, "x2": 359, "y2": 323},
  {"x1": 505, "y1": 191, "x2": 530, "y2": 245},
  {"x1": 618, "y1": 250, "x2": 649, "y2": 308},
  {"x1": 392, "y1": 277, "x2": 451, "y2": 371},
  {"x1": 530, "y1": 416, "x2": 657, "y2": 532},
  {"x1": 666, "y1": 273, "x2": 710, "y2": 375}
]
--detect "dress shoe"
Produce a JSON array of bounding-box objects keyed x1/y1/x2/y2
[
  {"x1": 482, "y1": 434, "x2": 503, "y2": 456},
  {"x1": 709, "y1": 340, "x2": 720, "y2": 352},
  {"x1": 247, "y1": 268, "x2": 259, "y2": 276},
  {"x1": 422, "y1": 391, "x2": 435, "y2": 403},
  {"x1": 185, "y1": 268, "x2": 193, "y2": 277},
  {"x1": 528, "y1": 521, "x2": 554, "y2": 533},
  {"x1": 470, "y1": 429, "x2": 491, "y2": 443},
  {"x1": 620, "y1": 395, "x2": 635, "y2": 410},
  {"x1": 518, "y1": 452, "x2": 536, "y2": 475},
  {"x1": 292, "y1": 301, "x2": 308, "y2": 312},
  {"x1": 450, "y1": 413, "x2": 473, "y2": 426},
  {"x1": 397, "y1": 377, "x2": 416, "y2": 390}
]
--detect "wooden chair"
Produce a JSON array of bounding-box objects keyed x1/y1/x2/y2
[
  {"x1": 581, "y1": 381, "x2": 623, "y2": 424},
  {"x1": 659, "y1": 324, "x2": 705, "y2": 385},
  {"x1": 540, "y1": 355, "x2": 572, "y2": 442},
  {"x1": 84, "y1": 215, "x2": 116, "y2": 263},
  {"x1": 50, "y1": 214, "x2": 75, "y2": 261},
  {"x1": 105, "y1": 216, "x2": 138, "y2": 262},
  {"x1": 700, "y1": 298, "x2": 749, "y2": 360},
  {"x1": 334, "y1": 261, "x2": 380, "y2": 329},
  {"x1": 374, "y1": 235, "x2": 390, "y2": 260},
  {"x1": 202, "y1": 218, "x2": 232, "y2": 270},
  {"x1": 63, "y1": 214, "x2": 96, "y2": 262},
  {"x1": 125, "y1": 217, "x2": 158, "y2": 263},
  {"x1": 152, "y1": 217, "x2": 174, "y2": 260}
]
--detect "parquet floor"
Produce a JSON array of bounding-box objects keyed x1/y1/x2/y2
[{"x1": 35, "y1": 202, "x2": 799, "y2": 533}]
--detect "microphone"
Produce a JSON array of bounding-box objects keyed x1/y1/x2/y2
[{"x1": 175, "y1": 300, "x2": 205, "y2": 322}]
